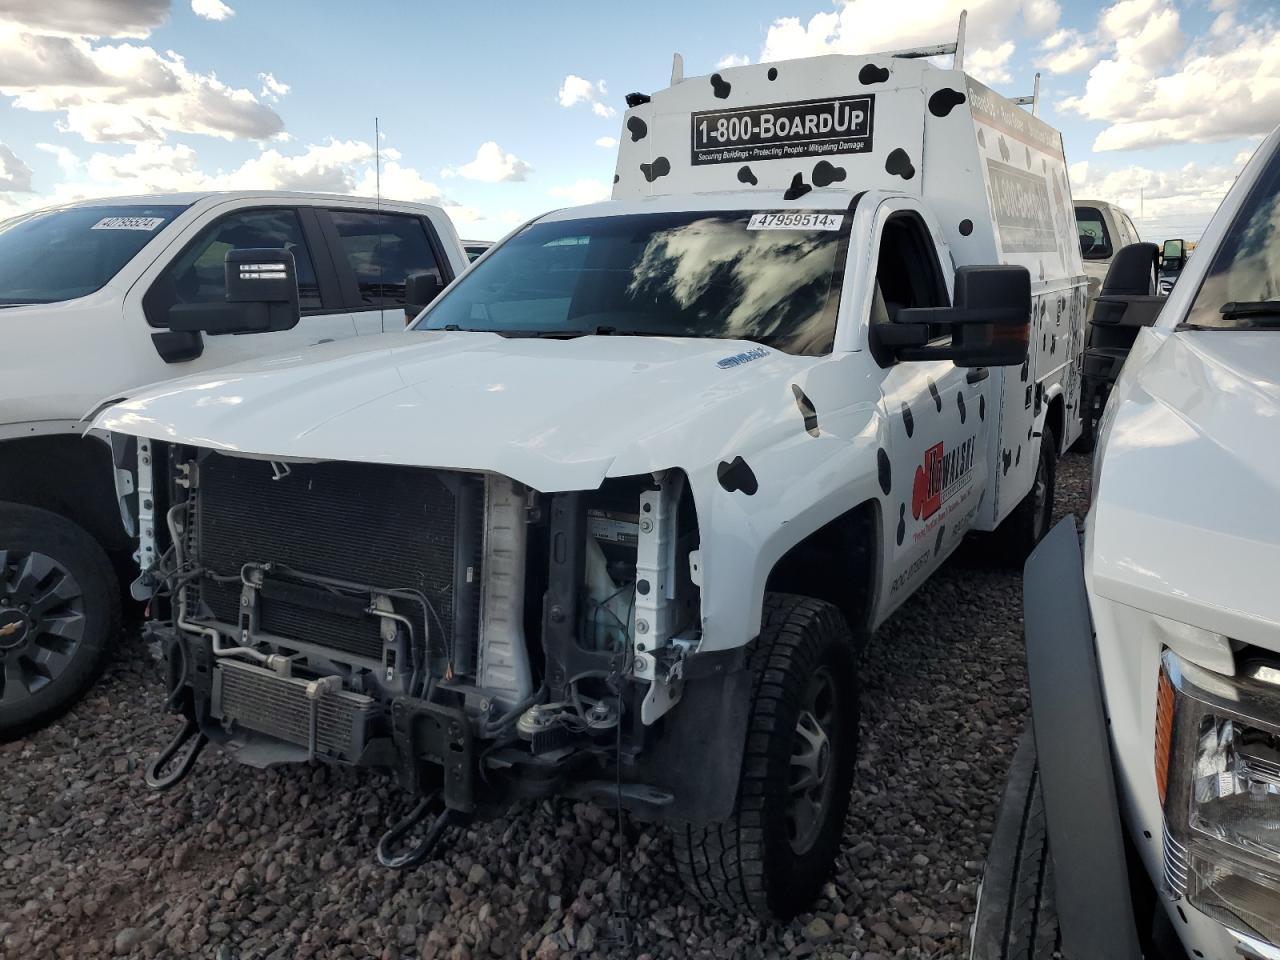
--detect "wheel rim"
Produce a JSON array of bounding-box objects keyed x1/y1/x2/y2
[
  {"x1": 0, "y1": 549, "x2": 86, "y2": 706},
  {"x1": 787, "y1": 667, "x2": 839, "y2": 855}
]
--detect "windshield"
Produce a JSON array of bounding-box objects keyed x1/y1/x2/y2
[
  {"x1": 0, "y1": 204, "x2": 186, "y2": 305},
  {"x1": 1183, "y1": 146, "x2": 1280, "y2": 330},
  {"x1": 417, "y1": 209, "x2": 850, "y2": 354}
]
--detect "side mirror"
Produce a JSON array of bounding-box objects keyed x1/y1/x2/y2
[
  {"x1": 1161, "y1": 238, "x2": 1186, "y2": 271},
  {"x1": 166, "y1": 248, "x2": 301, "y2": 335},
  {"x1": 405, "y1": 271, "x2": 445, "y2": 318},
  {"x1": 876, "y1": 265, "x2": 1031, "y2": 368},
  {"x1": 1095, "y1": 242, "x2": 1164, "y2": 327}
]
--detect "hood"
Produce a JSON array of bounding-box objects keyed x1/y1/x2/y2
[
  {"x1": 1091, "y1": 330, "x2": 1280, "y2": 651},
  {"x1": 94, "y1": 331, "x2": 834, "y2": 492}
]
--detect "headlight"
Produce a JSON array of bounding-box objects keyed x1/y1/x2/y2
[{"x1": 1161, "y1": 651, "x2": 1280, "y2": 946}]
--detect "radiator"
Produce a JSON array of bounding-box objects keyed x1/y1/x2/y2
[
  {"x1": 193, "y1": 454, "x2": 483, "y2": 667},
  {"x1": 211, "y1": 659, "x2": 378, "y2": 761}
]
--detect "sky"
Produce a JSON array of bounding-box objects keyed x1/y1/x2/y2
[{"x1": 0, "y1": 0, "x2": 1275, "y2": 241}]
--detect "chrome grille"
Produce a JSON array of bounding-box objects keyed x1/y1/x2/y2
[{"x1": 1163, "y1": 819, "x2": 1189, "y2": 898}]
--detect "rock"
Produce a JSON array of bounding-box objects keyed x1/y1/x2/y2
[
  {"x1": 804, "y1": 917, "x2": 832, "y2": 943},
  {"x1": 114, "y1": 928, "x2": 141, "y2": 955},
  {"x1": 467, "y1": 864, "x2": 489, "y2": 886}
]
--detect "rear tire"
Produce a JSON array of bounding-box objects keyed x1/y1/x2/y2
[
  {"x1": 0, "y1": 504, "x2": 120, "y2": 740},
  {"x1": 672, "y1": 593, "x2": 860, "y2": 919},
  {"x1": 999, "y1": 426, "x2": 1056, "y2": 565},
  {"x1": 970, "y1": 732, "x2": 1061, "y2": 960}
]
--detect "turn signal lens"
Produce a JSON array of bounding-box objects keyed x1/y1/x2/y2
[{"x1": 1156, "y1": 666, "x2": 1176, "y2": 805}]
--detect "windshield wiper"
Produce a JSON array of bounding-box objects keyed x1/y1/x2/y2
[{"x1": 1219, "y1": 301, "x2": 1280, "y2": 324}]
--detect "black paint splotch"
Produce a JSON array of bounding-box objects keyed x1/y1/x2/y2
[
  {"x1": 877, "y1": 448, "x2": 892, "y2": 496},
  {"x1": 792, "y1": 384, "x2": 819, "y2": 437},
  {"x1": 958, "y1": 218, "x2": 974, "y2": 236},
  {"x1": 897, "y1": 503, "x2": 906, "y2": 546},
  {"x1": 998, "y1": 135, "x2": 1011, "y2": 162},
  {"x1": 977, "y1": 128, "x2": 987, "y2": 148},
  {"x1": 979, "y1": 395, "x2": 986, "y2": 421},
  {"x1": 640, "y1": 157, "x2": 671, "y2": 183},
  {"x1": 928, "y1": 87, "x2": 966, "y2": 117},
  {"x1": 613, "y1": 174, "x2": 619, "y2": 184},
  {"x1": 1002, "y1": 449, "x2": 1012, "y2": 475},
  {"x1": 1020, "y1": 358, "x2": 1029, "y2": 383},
  {"x1": 626, "y1": 116, "x2": 648, "y2": 142},
  {"x1": 767, "y1": 66, "x2": 778, "y2": 81},
  {"x1": 1016, "y1": 445, "x2": 1022, "y2": 467},
  {"x1": 859, "y1": 63, "x2": 890, "y2": 85},
  {"x1": 737, "y1": 165, "x2": 758, "y2": 186},
  {"x1": 928, "y1": 377, "x2": 942, "y2": 412},
  {"x1": 1025, "y1": 146, "x2": 1033, "y2": 169},
  {"x1": 717, "y1": 456, "x2": 758, "y2": 496},
  {"x1": 901, "y1": 401, "x2": 914, "y2": 438},
  {"x1": 934, "y1": 524, "x2": 947, "y2": 558},
  {"x1": 710, "y1": 73, "x2": 731, "y2": 99},
  {"x1": 784, "y1": 172, "x2": 812, "y2": 201},
  {"x1": 812, "y1": 160, "x2": 847, "y2": 187},
  {"x1": 957, "y1": 391, "x2": 966, "y2": 424},
  {"x1": 885, "y1": 148, "x2": 916, "y2": 180}
]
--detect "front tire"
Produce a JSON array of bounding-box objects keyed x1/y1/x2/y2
[
  {"x1": 0, "y1": 504, "x2": 120, "y2": 740},
  {"x1": 672, "y1": 593, "x2": 860, "y2": 919}
]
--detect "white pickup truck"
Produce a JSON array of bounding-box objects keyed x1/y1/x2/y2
[
  {"x1": 974, "y1": 125, "x2": 1280, "y2": 960},
  {"x1": 98, "y1": 43, "x2": 1087, "y2": 918},
  {"x1": 0, "y1": 192, "x2": 468, "y2": 738}
]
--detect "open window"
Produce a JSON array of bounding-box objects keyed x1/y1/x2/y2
[{"x1": 869, "y1": 212, "x2": 949, "y2": 364}]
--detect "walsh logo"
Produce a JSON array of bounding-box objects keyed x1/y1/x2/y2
[
  {"x1": 912, "y1": 436, "x2": 976, "y2": 521},
  {"x1": 716, "y1": 347, "x2": 768, "y2": 369}
]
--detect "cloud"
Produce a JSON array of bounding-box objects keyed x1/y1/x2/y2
[
  {"x1": 36, "y1": 141, "x2": 80, "y2": 176},
  {"x1": 0, "y1": 0, "x2": 169, "y2": 38},
  {"x1": 258, "y1": 71, "x2": 289, "y2": 101},
  {"x1": 760, "y1": 0, "x2": 1058, "y2": 73},
  {"x1": 0, "y1": 142, "x2": 33, "y2": 191},
  {"x1": 1060, "y1": 0, "x2": 1280, "y2": 151},
  {"x1": 595, "y1": 136, "x2": 617, "y2": 148},
  {"x1": 549, "y1": 179, "x2": 611, "y2": 206},
  {"x1": 441, "y1": 141, "x2": 532, "y2": 183},
  {"x1": 1038, "y1": 29, "x2": 1099, "y2": 74},
  {"x1": 967, "y1": 42, "x2": 1016, "y2": 85},
  {"x1": 558, "y1": 74, "x2": 616, "y2": 118},
  {"x1": 716, "y1": 53, "x2": 750, "y2": 69},
  {"x1": 0, "y1": 13, "x2": 283, "y2": 143},
  {"x1": 1070, "y1": 158, "x2": 1245, "y2": 239},
  {"x1": 190, "y1": 0, "x2": 233, "y2": 22}
]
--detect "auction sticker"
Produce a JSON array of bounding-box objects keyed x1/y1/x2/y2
[
  {"x1": 691, "y1": 94, "x2": 874, "y2": 166},
  {"x1": 747, "y1": 212, "x2": 844, "y2": 231},
  {"x1": 91, "y1": 216, "x2": 166, "y2": 231}
]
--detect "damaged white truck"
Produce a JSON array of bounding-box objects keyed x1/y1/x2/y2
[{"x1": 97, "y1": 47, "x2": 1086, "y2": 917}]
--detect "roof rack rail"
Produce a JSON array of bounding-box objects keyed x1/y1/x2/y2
[
  {"x1": 1011, "y1": 71, "x2": 1042, "y2": 116},
  {"x1": 888, "y1": 9, "x2": 967, "y2": 69}
]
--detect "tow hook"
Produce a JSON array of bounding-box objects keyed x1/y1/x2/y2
[
  {"x1": 375, "y1": 790, "x2": 455, "y2": 869},
  {"x1": 143, "y1": 716, "x2": 209, "y2": 790}
]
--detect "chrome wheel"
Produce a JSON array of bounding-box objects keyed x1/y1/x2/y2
[
  {"x1": 0, "y1": 549, "x2": 86, "y2": 706},
  {"x1": 787, "y1": 667, "x2": 838, "y2": 855}
]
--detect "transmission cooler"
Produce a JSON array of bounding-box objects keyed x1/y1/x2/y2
[{"x1": 210, "y1": 658, "x2": 379, "y2": 762}]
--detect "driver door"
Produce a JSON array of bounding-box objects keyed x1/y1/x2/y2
[{"x1": 871, "y1": 203, "x2": 992, "y2": 617}]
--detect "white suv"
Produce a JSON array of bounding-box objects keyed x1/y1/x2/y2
[{"x1": 0, "y1": 191, "x2": 468, "y2": 737}]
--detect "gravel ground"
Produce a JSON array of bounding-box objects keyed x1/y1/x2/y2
[{"x1": 1, "y1": 454, "x2": 1092, "y2": 960}]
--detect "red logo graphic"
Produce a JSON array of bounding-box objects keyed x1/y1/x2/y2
[{"x1": 912, "y1": 436, "x2": 976, "y2": 521}]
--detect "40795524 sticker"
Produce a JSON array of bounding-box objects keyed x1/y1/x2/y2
[
  {"x1": 91, "y1": 216, "x2": 166, "y2": 231},
  {"x1": 747, "y1": 212, "x2": 844, "y2": 231},
  {"x1": 691, "y1": 94, "x2": 875, "y2": 166}
]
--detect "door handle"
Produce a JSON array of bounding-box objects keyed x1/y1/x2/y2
[{"x1": 966, "y1": 367, "x2": 990, "y2": 384}]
